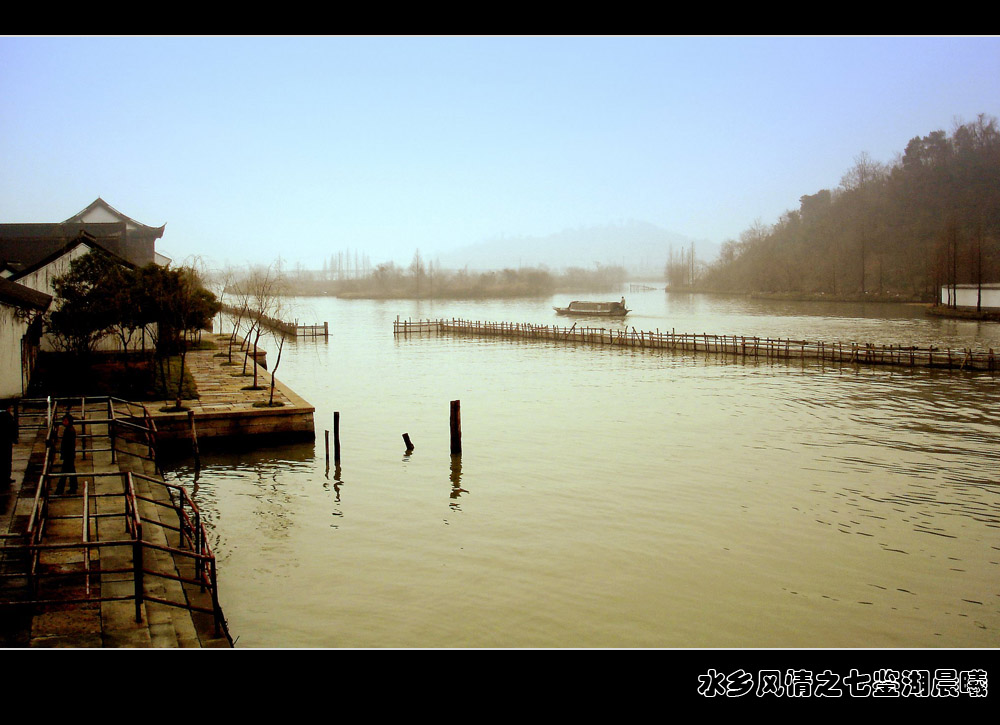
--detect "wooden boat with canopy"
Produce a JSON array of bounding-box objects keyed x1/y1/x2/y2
[{"x1": 553, "y1": 299, "x2": 630, "y2": 317}]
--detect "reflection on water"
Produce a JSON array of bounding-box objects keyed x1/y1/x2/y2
[
  {"x1": 163, "y1": 292, "x2": 1000, "y2": 647},
  {"x1": 327, "y1": 463, "x2": 345, "y2": 524},
  {"x1": 163, "y1": 441, "x2": 316, "y2": 552},
  {"x1": 449, "y1": 454, "x2": 466, "y2": 510}
]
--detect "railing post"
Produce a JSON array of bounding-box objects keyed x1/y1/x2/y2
[
  {"x1": 195, "y1": 510, "x2": 204, "y2": 586},
  {"x1": 133, "y1": 536, "x2": 144, "y2": 623},
  {"x1": 109, "y1": 399, "x2": 117, "y2": 464},
  {"x1": 210, "y1": 558, "x2": 222, "y2": 637}
]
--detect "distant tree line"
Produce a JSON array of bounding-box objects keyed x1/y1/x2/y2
[
  {"x1": 664, "y1": 243, "x2": 698, "y2": 288},
  {"x1": 700, "y1": 114, "x2": 1000, "y2": 301},
  {"x1": 277, "y1": 250, "x2": 626, "y2": 299},
  {"x1": 319, "y1": 248, "x2": 373, "y2": 280}
]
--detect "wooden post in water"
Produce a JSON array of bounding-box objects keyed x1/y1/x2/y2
[
  {"x1": 334, "y1": 412, "x2": 341, "y2": 464},
  {"x1": 325, "y1": 430, "x2": 330, "y2": 466},
  {"x1": 450, "y1": 400, "x2": 462, "y2": 455},
  {"x1": 402, "y1": 433, "x2": 414, "y2": 452}
]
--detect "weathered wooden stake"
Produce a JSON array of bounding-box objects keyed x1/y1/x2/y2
[
  {"x1": 450, "y1": 400, "x2": 462, "y2": 455},
  {"x1": 402, "y1": 433, "x2": 414, "y2": 452},
  {"x1": 325, "y1": 429, "x2": 330, "y2": 465},
  {"x1": 334, "y1": 412, "x2": 341, "y2": 463}
]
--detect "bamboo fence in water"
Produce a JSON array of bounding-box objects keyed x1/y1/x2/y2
[{"x1": 392, "y1": 317, "x2": 998, "y2": 373}]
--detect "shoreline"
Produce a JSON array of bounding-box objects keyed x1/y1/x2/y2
[
  {"x1": 146, "y1": 337, "x2": 316, "y2": 450},
  {"x1": 924, "y1": 304, "x2": 1000, "y2": 322},
  {"x1": 691, "y1": 289, "x2": 931, "y2": 304},
  {"x1": 323, "y1": 287, "x2": 942, "y2": 306}
]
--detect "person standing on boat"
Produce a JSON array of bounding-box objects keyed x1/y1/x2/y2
[
  {"x1": 620, "y1": 297, "x2": 626, "y2": 310},
  {"x1": 56, "y1": 413, "x2": 77, "y2": 495}
]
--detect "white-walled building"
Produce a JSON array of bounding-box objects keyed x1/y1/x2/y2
[
  {"x1": 8, "y1": 234, "x2": 151, "y2": 353},
  {"x1": 8, "y1": 233, "x2": 106, "y2": 299},
  {"x1": 0, "y1": 200, "x2": 169, "y2": 367},
  {"x1": 939, "y1": 283, "x2": 1000, "y2": 309},
  {"x1": 0, "y1": 277, "x2": 51, "y2": 399}
]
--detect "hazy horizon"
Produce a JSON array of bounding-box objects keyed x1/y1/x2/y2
[{"x1": 2, "y1": 36, "x2": 998, "y2": 272}]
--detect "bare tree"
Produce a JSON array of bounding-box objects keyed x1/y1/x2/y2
[
  {"x1": 839, "y1": 151, "x2": 887, "y2": 192},
  {"x1": 267, "y1": 329, "x2": 289, "y2": 407},
  {"x1": 840, "y1": 153, "x2": 888, "y2": 294},
  {"x1": 221, "y1": 268, "x2": 254, "y2": 367},
  {"x1": 243, "y1": 264, "x2": 285, "y2": 390}
]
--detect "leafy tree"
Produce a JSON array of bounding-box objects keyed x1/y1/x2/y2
[
  {"x1": 48, "y1": 249, "x2": 132, "y2": 359},
  {"x1": 134, "y1": 263, "x2": 220, "y2": 408},
  {"x1": 47, "y1": 251, "x2": 219, "y2": 403}
]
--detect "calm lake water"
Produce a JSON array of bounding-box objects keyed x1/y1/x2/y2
[{"x1": 163, "y1": 290, "x2": 1000, "y2": 648}]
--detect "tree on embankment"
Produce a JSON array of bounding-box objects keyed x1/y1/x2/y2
[
  {"x1": 46, "y1": 250, "x2": 219, "y2": 403},
  {"x1": 218, "y1": 263, "x2": 291, "y2": 405},
  {"x1": 138, "y1": 263, "x2": 220, "y2": 410},
  {"x1": 47, "y1": 249, "x2": 135, "y2": 361}
]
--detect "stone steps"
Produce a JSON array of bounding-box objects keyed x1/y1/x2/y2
[{"x1": 1, "y1": 405, "x2": 231, "y2": 648}]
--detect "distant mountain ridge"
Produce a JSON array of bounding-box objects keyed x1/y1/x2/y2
[{"x1": 434, "y1": 221, "x2": 718, "y2": 276}]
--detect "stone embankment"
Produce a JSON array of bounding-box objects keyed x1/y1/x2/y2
[
  {"x1": 149, "y1": 336, "x2": 315, "y2": 449},
  {"x1": 0, "y1": 334, "x2": 316, "y2": 647}
]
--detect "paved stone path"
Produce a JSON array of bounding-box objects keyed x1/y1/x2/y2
[
  {"x1": 143, "y1": 338, "x2": 315, "y2": 445},
  {"x1": 162, "y1": 341, "x2": 297, "y2": 414},
  {"x1": 1, "y1": 402, "x2": 231, "y2": 648},
  {"x1": 0, "y1": 336, "x2": 316, "y2": 647}
]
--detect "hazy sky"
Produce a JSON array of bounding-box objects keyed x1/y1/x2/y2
[{"x1": 2, "y1": 36, "x2": 998, "y2": 270}]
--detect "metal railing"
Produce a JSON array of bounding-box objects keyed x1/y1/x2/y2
[
  {"x1": 1, "y1": 396, "x2": 228, "y2": 644},
  {"x1": 16, "y1": 396, "x2": 159, "y2": 471},
  {"x1": 128, "y1": 472, "x2": 223, "y2": 633}
]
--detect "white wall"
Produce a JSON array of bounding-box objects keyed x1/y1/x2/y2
[
  {"x1": 77, "y1": 206, "x2": 121, "y2": 224},
  {"x1": 16, "y1": 244, "x2": 158, "y2": 353},
  {"x1": 15, "y1": 244, "x2": 92, "y2": 299},
  {"x1": 0, "y1": 304, "x2": 30, "y2": 398},
  {"x1": 940, "y1": 285, "x2": 1000, "y2": 308}
]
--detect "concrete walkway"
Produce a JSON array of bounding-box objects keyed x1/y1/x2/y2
[
  {"x1": 159, "y1": 340, "x2": 299, "y2": 413},
  {"x1": 1, "y1": 336, "x2": 316, "y2": 647},
  {"x1": 0, "y1": 403, "x2": 231, "y2": 648}
]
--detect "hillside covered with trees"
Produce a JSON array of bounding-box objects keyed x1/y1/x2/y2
[{"x1": 698, "y1": 114, "x2": 1000, "y2": 301}]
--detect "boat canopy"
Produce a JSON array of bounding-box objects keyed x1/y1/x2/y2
[{"x1": 567, "y1": 301, "x2": 619, "y2": 312}]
